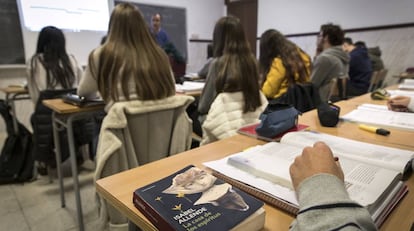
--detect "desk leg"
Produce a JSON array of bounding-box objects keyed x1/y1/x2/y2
[
  {"x1": 52, "y1": 112, "x2": 65, "y2": 208},
  {"x1": 67, "y1": 116, "x2": 84, "y2": 231}
]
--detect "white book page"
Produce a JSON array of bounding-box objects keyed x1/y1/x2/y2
[
  {"x1": 227, "y1": 142, "x2": 301, "y2": 190},
  {"x1": 339, "y1": 158, "x2": 400, "y2": 207},
  {"x1": 388, "y1": 90, "x2": 414, "y2": 97},
  {"x1": 203, "y1": 156, "x2": 299, "y2": 207},
  {"x1": 204, "y1": 143, "x2": 400, "y2": 209},
  {"x1": 280, "y1": 131, "x2": 413, "y2": 173},
  {"x1": 175, "y1": 81, "x2": 205, "y2": 92},
  {"x1": 341, "y1": 104, "x2": 414, "y2": 131}
]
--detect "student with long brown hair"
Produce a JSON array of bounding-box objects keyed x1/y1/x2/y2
[
  {"x1": 259, "y1": 29, "x2": 311, "y2": 99},
  {"x1": 199, "y1": 16, "x2": 267, "y2": 144},
  {"x1": 78, "y1": 3, "x2": 175, "y2": 109}
]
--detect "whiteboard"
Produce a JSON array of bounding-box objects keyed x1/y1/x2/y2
[{"x1": 258, "y1": 0, "x2": 414, "y2": 35}]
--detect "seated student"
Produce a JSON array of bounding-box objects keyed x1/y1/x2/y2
[
  {"x1": 368, "y1": 46, "x2": 385, "y2": 72},
  {"x1": 78, "y1": 3, "x2": 176, "y2": 111},
  {"x1": 387, "y1": 95, "x2": 414, "y2": 112},
  {"x1": 197, "y1": 43, "x2": 214, "y2": 79},
  {"x1": 162, "y1": 41, "x2": 186, "y2": 83},
  {"x1": 26, "y1": 26, "x2": 85, "y2": 174},
  {"x1": 259, "y1": 29, "x2": 311, "y2": 99},
  {"x1": 342, "y1": 38, "x2": 373, "y2": 97},
  {"x1": 27, "y1": 26, "x2": 83, "y2": 105},
  {"x1": 289, "y1": 142, "x2": 376, "y2": 230},
  {"x1": 199, "y1": 16, "x2": 267, "y2": 145},
  {"x1": 78, "y1": 3, "x2": 185, "y2": 229},
  {"x1": 311, "y1": 23, "x2": 349, "y2": 102}
]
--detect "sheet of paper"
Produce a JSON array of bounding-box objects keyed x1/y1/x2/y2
[{"x1": 341, "y1": 103, "x2": 414, "y2": 132}]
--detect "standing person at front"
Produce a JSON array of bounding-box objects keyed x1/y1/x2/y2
[
  {"x1": 151, "y1": 12, "x2": 170, "y2": 47},
  {"x1": 77, "y1": 4, "x2": 175, "y2": 110},
  {"x1": 27, "y1": 26, "x2": 82, "y2": 105},
  {"x1": 198, "y1": 16, "x2": 267, "y2": 144},
  {"x1": 259, "y1": 29, "x2": 312, "y2": 99},
  {"x1": 311, "y1": 23, "x2": 349, "y2": 101}
]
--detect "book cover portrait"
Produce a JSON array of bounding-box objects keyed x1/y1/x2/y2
[{"x1": 133, "y1": 165, "x2": 264, "y2": 231}]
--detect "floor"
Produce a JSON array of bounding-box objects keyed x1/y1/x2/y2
[{"x1": 0, "y1": 157, "x2": 104, "y2": 231}]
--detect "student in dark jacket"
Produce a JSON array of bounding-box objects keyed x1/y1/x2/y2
[{"x1": 342, "y1": 38, "x2": 373, "y2": 97}]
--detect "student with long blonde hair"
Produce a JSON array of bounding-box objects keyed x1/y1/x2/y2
[{"x1": 78, "y1": 3, "x2": 175, "y2": 109}]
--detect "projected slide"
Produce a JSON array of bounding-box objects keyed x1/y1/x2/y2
[{"x1": 18, "y1": 0, "x2": 110, "y2": 32}]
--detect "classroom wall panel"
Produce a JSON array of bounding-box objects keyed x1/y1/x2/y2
[{"x1": 258, "y1": 0, "x2": 414, "y2": 35}]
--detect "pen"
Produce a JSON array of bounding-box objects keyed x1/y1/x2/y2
[{"x1": 358, "y1": 124, "x2": 390, "y2": 136}]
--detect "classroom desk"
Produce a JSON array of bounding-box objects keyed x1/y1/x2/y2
[
  {"x1": 42, "y1": 98, "x2": 104, "y2": 231},
  {"x1": 393, "y1": 72, "x2": 414, "y2": 83},
  {"x1": 300, "y1": 95, "x2": 414, "y2": 150},
  {"x1": 96, "y1": 132, "x2": 414, "y2": 231},
  {"x1": 0, "y1": 86, "x2": 30, "y2": 133}
]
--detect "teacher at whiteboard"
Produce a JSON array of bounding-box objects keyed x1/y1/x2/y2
[{"x1": 151, "y1": 13, "x2": 170, "y2": 47}]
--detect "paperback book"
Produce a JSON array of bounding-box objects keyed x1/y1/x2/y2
[{"x1": 133, "y1": 165, "x2": 265, "y2": 231}]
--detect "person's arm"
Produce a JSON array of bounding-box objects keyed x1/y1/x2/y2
[
  {"x1": 198, "y1": 59, "x2": 218, "y2": 116},
  {"x1": 289, "y1": 142, "x2": 377, "y2": 231},
  {"x1": 77, "y1": 50, "x2": 99, "y2": 99},
  {"x1": 387, "y1": 95, "x2": 414, "y2": 112},
  {"x1": 26, "y1": 56, "x2": 43, "y2": 104},
  {"x1": 261, "y1": 58, "x2": 286, "y2": 98},
  {"x1": 310, "y1": 55, "x2": 332, "y2": 88}
]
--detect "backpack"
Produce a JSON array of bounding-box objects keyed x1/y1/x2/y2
[{"x1": 0, "y1": 99, "x2": 34, "y2": 184}]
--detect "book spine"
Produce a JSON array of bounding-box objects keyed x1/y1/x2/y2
[
  {"x1": 212, "y1": 171, "x2": 299, "y2": 215},
  {"x1": 132, "y1": 192, "x2": 175, "y2": 231}
]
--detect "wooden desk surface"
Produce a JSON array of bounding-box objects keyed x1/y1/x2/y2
[
  {"x1": 300, "y1": 96, "x2": 414, "y2": 150},
  {"x1": 96, "y1": 92, "x2": 414, "y2": 231},
  {"x1": 96, "y1": 135, "x2": 298, "y2": 231},
  {"x1": 96, "y1": 134, "x2": 414, "y2": 231},
  {"x1": 0, "y1": 86, "x2": 28, "y2": 94},
  {"x1": 42, "y1": 98, "x2": 104, "y2": 114},
  {"x1": 393, "y1": 72, "x2": 414, "y2": 79}
]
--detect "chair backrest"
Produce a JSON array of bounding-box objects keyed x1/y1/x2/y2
[
  {"x1": 369, "y1": 69, "x2": 388, "y2": 92},
  {"x1": 126, "y1": 104, "x2": 190, "y2": 164},
  {"x1": 97, "y1": 95, "x2": 194, "y2": 176},
  {"x1": 368, "y1": 71, "x2": 379, "y2": 92},
  {"x1": 376, "y1": 69, "x2": 388, "y2": 88}
]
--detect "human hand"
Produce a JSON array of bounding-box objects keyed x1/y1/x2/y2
[
  {"x1": 289, "y1": 142, "x2": 344, "y2": 191},
  {"x1": 387, "y1": 96, "x2": 410, "y2": 112}
]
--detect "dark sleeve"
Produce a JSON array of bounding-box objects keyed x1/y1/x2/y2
[{"x1": 198, "y1": 59, "x2": 218, "y2": 116}]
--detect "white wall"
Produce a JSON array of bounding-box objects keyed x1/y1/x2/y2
[{"x1": 258, "y1": 0, "x2": 414, "y2": 35}]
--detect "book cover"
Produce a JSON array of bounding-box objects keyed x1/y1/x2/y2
[
  {"x1": 237, "y1": 123, "x2": 309, "y2": 142},
  {"x1": 133, "y1": 165, "x2": 265, "y2": 231}
]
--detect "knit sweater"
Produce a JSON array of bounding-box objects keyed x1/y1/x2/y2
[
  {"x1": 290, "y1": 174, "x2": 377, "y2": 231},
  {"x1": 201, "y1": 91, "x2": 268, "y2": 145}
]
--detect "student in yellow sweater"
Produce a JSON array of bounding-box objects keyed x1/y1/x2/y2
[{"x1": 259, "y1": 29, "x2": 312, "y2": 99}]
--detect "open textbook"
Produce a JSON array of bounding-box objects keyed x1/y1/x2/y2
[
  {"x1": 341, "y1": 103, "x2": 414, "y2": 131},
  {"x1": 204, "y1": 131, "x2": 412, "y2": 227}
]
